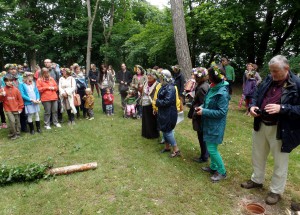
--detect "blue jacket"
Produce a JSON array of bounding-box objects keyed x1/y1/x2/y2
[
  {"x1": 19, "y1": 82, "x2": 40, "y2": 106},
  {"x1": 156, "y1": 83, "x2": 178, "y2": 132},
  {"x1": 251, "y1": 71, "x2": 300, "y2": 153},
  {"x1": 202, "y1": 81, "x2": 230, "y2": 144}
]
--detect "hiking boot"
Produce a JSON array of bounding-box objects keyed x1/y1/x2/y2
[
  {"x1": 193, "y1": 157, "x2": 208, "y2": 163},
  {"x1": 241, "y1": 180, "x2": 263, "y2": 189},
  {"x1": 291, "y1": 202, "x2": 300, "y2": 211},
  {"x1": 266, "y1": 192, "x2": 281, "y2": 205},
  {"x1": 211, "y1": 172, "x2": 227, "y2": 182},
  {"x1": 201, "y1": 167, "x2": 217, "y2": 175},
  {"x1": 10, "y1": 135, "x2": 18, "y2": 140}
]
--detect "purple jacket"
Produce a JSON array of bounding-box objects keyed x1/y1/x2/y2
[{"x1": 243, "y1": 78, "x2": 257, "y2": 97}]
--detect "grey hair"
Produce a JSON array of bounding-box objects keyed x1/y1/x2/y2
[
  {"x1": 161, "y1": 69, "x2": 172, "y2": 83},
  {"x1": 268, "y1": 55, "x2": 289, "y2": 70}
]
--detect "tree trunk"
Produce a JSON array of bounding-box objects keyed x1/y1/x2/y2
[
  {"x1": 272, "y1": 12, "x2": 300, "y2": 56},
  {"x1": 170, "y1": 0, "x2": 193, "y2": 79},
  {"x1": 103, "y1": 0, "x2": 115, "y2": 65},
  {"x1": 29, "y1": 50, "x2": 37, "y2": 72},
  {"x1": 86, "y1": 0, "x2": 100, "y2": 77},
  {"x1": 256, "y1": 0, "x2": 276, "y2": 68}
]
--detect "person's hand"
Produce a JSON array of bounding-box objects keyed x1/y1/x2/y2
[
  {"x1": 125, "y1": 82, "x2": 127, "y2": 85},
  {"x1": 63, "y1": 93, "x2": 68, "y2": 98},
  {"x1": 18, "y1": 110, "x2": 22, "y2": 114},
  {"x1": 250, "y1": 106, "x2": 260, "y2": 117},
  {"x1": 195, "y1": 107, "x2": 203, "y2": 115},
  {"x1": 121, "y1": 81, "x2": 124, "y2": 84},
  {"x1": 264, "y1": 104, "x2": 281, "y2": 115},
  {"x1": 153, "y1": 110, "x2": 157, "y2": 115}
]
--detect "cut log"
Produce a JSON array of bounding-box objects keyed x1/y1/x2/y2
[{"x1": 46, "y1": 162, "x2": 97, "y2": 176}]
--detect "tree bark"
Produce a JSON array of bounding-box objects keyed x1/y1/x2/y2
[
  {"x1": 170, "y1": 0, "x2": 193, "y2": 79},
  {"x1": 272, "y1": 12, "x2": 300, "y2": 56},
  {"x1": 256, "y1": 0, "x2": 276, "y2": 68},
  {"x1": 46, "y1": 162, "x2": 97, "y2": 176},
  {"x1": 102, "y1": 0, "x2": 115, "y2": 65},
  {"x1": 86, "y1": 0, "x2": 100, "y2": 77}
]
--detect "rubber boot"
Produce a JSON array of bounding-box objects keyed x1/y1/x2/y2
[
  {"x1": 36, "y1": 121, "x2": 41, "y2": 133},
  {"x1": 28, "y1": 122, "x2": 35, "y2": 135}
]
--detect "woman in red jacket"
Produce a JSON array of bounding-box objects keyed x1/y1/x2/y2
[{"x1": 36, "y1": 67, "x2": 61, "y2": 130}]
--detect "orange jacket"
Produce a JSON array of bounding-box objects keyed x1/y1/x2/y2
[
  {"x1": 0, "y1": 86, "x2": 24, "y2": 112},
  {"x1": 36, "y1": 77, "x2": 58, "y2": 102}
]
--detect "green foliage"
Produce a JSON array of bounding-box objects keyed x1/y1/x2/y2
[
  {"x1": 289, "y1": 55, "x2": 300, "y2": 74},
  {"x1": 0, "y1": 162, "x2": 52, "y2": 186}
]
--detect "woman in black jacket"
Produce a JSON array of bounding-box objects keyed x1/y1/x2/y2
[{"x1": 89, "y1": 64, "x2": 100, "y2": 97}]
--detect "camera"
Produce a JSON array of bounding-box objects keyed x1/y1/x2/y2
[{"x1": 254, "y1": 109, "x2": 262, "y2": 115}]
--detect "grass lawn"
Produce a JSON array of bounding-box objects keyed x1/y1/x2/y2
[{"x1": 0, "y1": 85, "x2": 299, "y2": 215}]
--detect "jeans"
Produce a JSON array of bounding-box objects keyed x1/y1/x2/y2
[
  {"x1": 207, "y1": 142, "x2": 226, "y2": 175},
  {"x1": 42, "y1": 101, "x2": 58, "y2": 126},
  {"x1": 163, "y1": 130, "x2": 177, "y2": 146}
]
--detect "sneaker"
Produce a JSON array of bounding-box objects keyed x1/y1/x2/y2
[
  {"x1": 241, "y1": 180, "x2": 263, "y2": 189},
  {"x1": 2, "y1": 123, "x2": 7, "y2": 129},
  {"x1": 201, "y1": 166, "x2": 217, "y2": 175},
  {"x1": 86, "y1": 117, "x2": 89, "y2": 120},
  {"x1": 265, "y1": 192, "x2": 281, "y2": 205},
  {"x1": 211, "y1": 172, "x2": 227, "y2": 182},
  {"x1": 291, "y1": 202, "x2": 300, "y2": 211},
  {"x1": 71, "y1": 121, "x2": 76, "y2": 125},
  {"x1": 55, "y1": 123, "x2": 62, "y2": 128},
  {"x1": 44, "y1": 125, "x2": 51, "y2": 130},
  {"x1": 68, "y1": 121, "x2": 72, "y2": 126},
  {"x1": 89, "y1": 117, "x2": 94, "y2": 120}
]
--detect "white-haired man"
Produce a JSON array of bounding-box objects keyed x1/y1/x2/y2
[{"x1": 241, "y1": 55, "x2": 300, "y2": 205}]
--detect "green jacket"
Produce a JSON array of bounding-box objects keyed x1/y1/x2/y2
[
  {"x1": 202, "y1": 81, "x2": 230, "y2": 144},
  {"x1": 225, "y1": 65, "x2": 235, "y2": 81}
]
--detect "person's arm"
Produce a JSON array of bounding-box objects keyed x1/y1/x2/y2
[
  {"x1": 202, "y1": 93, "x2": 229, "y2": 119},
  {"x1": 19, "y1": 84, "x2": 32, "y2": 103},
  {"x1": 36, "y1": 79, "x2": 47, "y2": 93},
  {"x1": 156, "y1": 86, "x2": 175, "y2": 108}
]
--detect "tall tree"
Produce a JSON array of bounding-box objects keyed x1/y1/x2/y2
[
  {"x1": 170, "y1": 0, "x2": 192, "y2": 79},
  {"x1": 86, "y1": 0, "x2": 100, "y2": 76}
]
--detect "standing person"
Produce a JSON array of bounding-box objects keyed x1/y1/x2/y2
[
  {"x1": 108, "y1": 65, "x2": 116, "y2": 87},
  {"x1": 156, "y1": 70, "x2": 180, "y2": 158},
  {"x1": 59, "y1": 68, "x2": 77, "y2": 125},
  {"x1": 82, "y1": 88, "x2": 95, "y2": 120},
  {"x1": 0, "y1": 74, "x2": 24, "y2": 140},
  {"x1": 116, "y1": 63, "x2": 132, "y2": 109},
  {"x1": 191, "y1": 67, "x2": 210, "y2": 163},
  {"x1": 0, "y1": 71, "x2": 7, "y2": 129},
  {"x1": 73, "y1": 65, "x2": 87, "y2": 119},
  {"x1": 103, "y1": 88, "x2": 114, "y2": 116},
  {"x1": 221, "y1": 57, "x2": 235, "y2": 95},
  {"x1": 19, "y1": 72, "x2": 41, "y2": 134},
  {"x1": 98, "y1": 65, "x2": 114, "y2": 113},
  {"x1": 197, "y1": 65, "x2": 230, "y2": 182},
  {"x1": 44, "y1": 59, "x2": 62, "y2": 123},
  {"x1": 243, "y1": 71, "x2": 257, "y2": 116},
  {"x1": 89, "y1": 64, "x2": 100, "y2": 97},
  {"x1": 132, "y1": 65, "x2": 147, "y2": 118},
  {"x1": 36, "y1": 68, "x2": 61, "y2": 129},
  {"x1": 241, "y1": 55, "x2": 300, "y2": 205},
  {"x1": 172, "y1": 65, "x2": 185, "y2": 110},
  {"x1": 141, "y1": 69, "x2": 159, "y2": 139}
]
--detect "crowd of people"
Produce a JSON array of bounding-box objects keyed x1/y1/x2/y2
[{"x1": 0, "y1": 55, "x2": 300, "y2": 210}]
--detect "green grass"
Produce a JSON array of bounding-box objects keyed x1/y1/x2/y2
[{"x1": 0, "y1": 86, "x2": 299, "y2": 215}]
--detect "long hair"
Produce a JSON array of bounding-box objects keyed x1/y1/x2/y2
[{"x1": 99, "y1": 64, "x2": 108, "y2": 84}]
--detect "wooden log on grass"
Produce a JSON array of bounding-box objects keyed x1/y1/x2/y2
[{"x1": 46, "y1": 162, "x2": 97, "y2": 176}]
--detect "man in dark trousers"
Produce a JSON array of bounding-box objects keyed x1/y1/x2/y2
[
  {"x1": 172, "y1": 65, "x2": 185, "y2": 111},
  {"x1": 116, "y1": 63, "x2": 132, "y2": 109},
  {"x1": 241, "y1": 55, "x2": 300, "y2": 205}
]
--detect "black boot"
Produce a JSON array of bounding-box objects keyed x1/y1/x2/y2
[
  {"x1": 36, "y1": 121, "x2": 41, "y2": 133},
  {"x1": 28, "y1": 122, "x2": 35, "y2": 135}
]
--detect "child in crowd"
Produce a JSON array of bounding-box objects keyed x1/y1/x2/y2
[
  {"x1": 103, "y1": 88, "x2": 114, "y2": 116},
  {"x1": 124, "y1": 88, "x2": 136, "y2": 118},
  {"x1": 243, "y1": 71, "x2": 257, "y2": 116},
  {"x1": 0, "y1": 74, "x2": 24, "y2": 140},
  {"x1": 19, "y1": 72, "x2": 41, "y2": 134},
  {"x1": 82, "y1": 88, "x2": 94, "y2": 120},
  {"x1": 0, "y1": 71, "x2": 7, "y2": 129}
]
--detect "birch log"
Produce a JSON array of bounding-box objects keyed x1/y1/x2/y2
[{"x1": 46, "y1": 162, "x2": 97, "y2": 176}]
